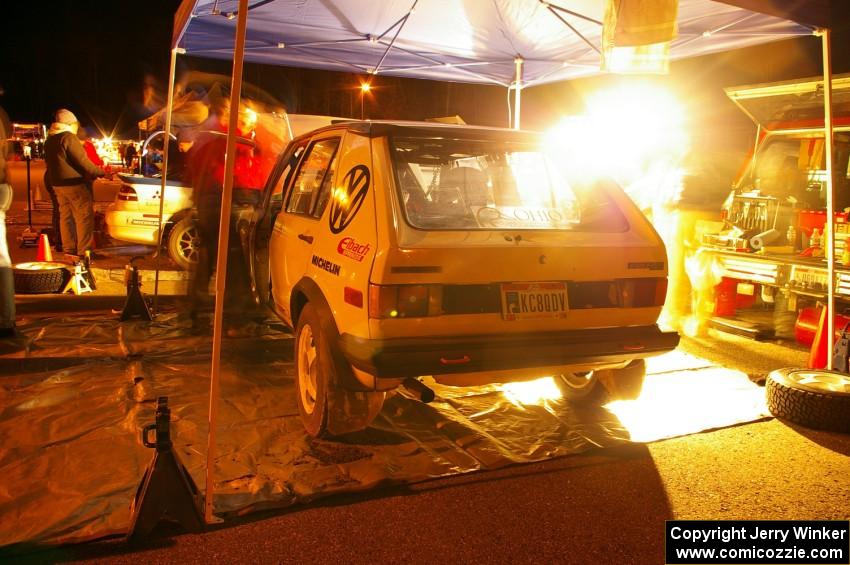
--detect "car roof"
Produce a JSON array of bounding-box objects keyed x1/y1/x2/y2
[{"x1": 290, "y1": 119, "x2": 541, "y2": 144}]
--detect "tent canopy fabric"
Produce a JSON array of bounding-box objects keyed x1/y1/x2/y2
[{"x1": 173, "y1": 0, "x2": 813, "y2": 88}]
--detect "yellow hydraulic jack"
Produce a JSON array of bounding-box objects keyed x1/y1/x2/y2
[{"x1": 127, "y1": 397, "x2": 204, "y2": 544}]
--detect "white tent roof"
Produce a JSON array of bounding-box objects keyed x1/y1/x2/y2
[{"x1": 172, "y1": 0, "x2": 813, "y2": 88}]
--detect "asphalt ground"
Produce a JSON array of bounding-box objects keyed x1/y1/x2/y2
[
  {"x1": 0, "y1": 326, "x2": 846, "y2": 564},
  {"x1": 17, "y1": 418, "x2": 850, "y2": 565},
  {"x1": 3, "y1": 162, "x2": 849, "y2": 564}
]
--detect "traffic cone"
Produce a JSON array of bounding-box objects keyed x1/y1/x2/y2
[
  {"x1": 36, "y1": 233, "x2": 54, "y2": 262},
  {"x1": 808, "y1": 305, "x2": 831, "y2": 369}
]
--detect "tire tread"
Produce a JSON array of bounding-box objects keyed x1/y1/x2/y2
[
  {"x1": 766, "y1": 371, "x2": 850, "y2": 433},
  {"x1": 13, "y1": 268, "x2": 69, "y2": 294}
]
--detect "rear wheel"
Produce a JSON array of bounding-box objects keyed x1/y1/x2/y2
[
  {"x1": 167, "y1": 216, "x2": 200, "y2": 271},
  {"x1": 556, "y1": 359, "x2": 647, "y2": 405},
  {"x1": 555, "y1": 371, "x2": 608, "y2": 404},
  {"x1": 294, "y1": 303, "x2": 384, "y2": 437}
]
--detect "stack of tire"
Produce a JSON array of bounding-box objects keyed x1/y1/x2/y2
[{"x1": 766, "y1": 368, "x2": 850, "y2": 433}]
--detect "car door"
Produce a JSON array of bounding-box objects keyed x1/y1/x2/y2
[
  {"x1": 269, "y1": 134, "x2": 342, "y2": 323},
  {"x1": 248, "y1": 141, "x2": 307, "y2": 306}
]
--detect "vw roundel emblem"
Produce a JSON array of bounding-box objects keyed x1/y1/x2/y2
[{"x1": 329, "y1": 164, "x2": 370, "y2": 234}]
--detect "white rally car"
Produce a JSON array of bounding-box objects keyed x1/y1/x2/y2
[
  {"x1": 105, "y1": 114, "x2": 338, "y2": 269},
  {"x1": 247, "y1": 120, "x2": 679, "y2": 436}
]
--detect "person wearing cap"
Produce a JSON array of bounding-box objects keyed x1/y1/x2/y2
[{"x1": 43, "y1": 108, "x2": 105, "y2": 258}]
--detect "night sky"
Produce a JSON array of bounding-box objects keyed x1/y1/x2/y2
[
  {"x1": 2, "y1": 1, "x2": 182, "y2": 134},
  {"x1": 1, "y1": 1, "x2": 848, "y2": 151}
]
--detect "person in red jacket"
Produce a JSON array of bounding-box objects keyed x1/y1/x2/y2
[
  {"x1": 184, "y1": 103, "x2": 261, "y2": 324},
  {"x1": 77, "y1": 126, "x2": 105, "y2": 196}
]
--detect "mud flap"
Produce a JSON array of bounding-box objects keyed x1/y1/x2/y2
[
  {"x1": 326, "y1": 387, "x2": 386, "y2": 436},
  {"x1": 325, "y1": 339, "x2": 385, "y2": 436}
]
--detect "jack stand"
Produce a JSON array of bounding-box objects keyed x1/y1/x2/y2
[
  {"x1": 62, "y1": 261, "x2": 94, "y2": 295},
  {"x1": 82, "y1": 251, "x2": 97, "y2": 291},
  {"x1": 127, "y1": 397, "x2": 204, "y2": 544},
  {"x1": 121, "y1": 263, "x2": 153, "y2": 321}
]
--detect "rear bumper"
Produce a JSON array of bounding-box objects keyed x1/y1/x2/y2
[
  {"x1": 339, "y1": 325, "x2": 680, "y2": 379},
  {"x1": 105, "y1": 210, "x2": 162, "y2": 245}
]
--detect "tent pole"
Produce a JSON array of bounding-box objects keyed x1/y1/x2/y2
[
  {"x1": 513, "y1": 57, "x2": 523, "y2": 130},
  {"x1": 204, "y1": 0, "x2": 249, "y2": 524},
  {"x1": 152, "y1": 46, "x2": 183, "y2": 314},
  {"x1": 820, "y1": 28, "x2": 836, "y2": 371}
]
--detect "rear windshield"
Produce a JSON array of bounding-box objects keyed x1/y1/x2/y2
[
  {"x1": 391, "y1": 135, "x2": 628, "y2": 232},
  {"x1": 745, "y1": 134, "x2": 850, "y2": 208}
]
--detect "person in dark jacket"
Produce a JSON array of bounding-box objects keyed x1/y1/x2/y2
[{"x1": 43, "y1": 109, "x2": 105, "y2": 257}]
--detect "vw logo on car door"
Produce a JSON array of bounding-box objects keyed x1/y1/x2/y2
[{"x1": 329, "y1": 165, "x2": 370, "y2": 234}]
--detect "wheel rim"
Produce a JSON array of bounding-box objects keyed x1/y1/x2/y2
[
  {"x1": 781, "y1": 370, "x2": 850, "y2": 396},
  {"x1": 297, "y1": 324, "x2": 319, "y2": 414},
  {"x1": 559, "y1": 371, "x2": 596, "y2": 391},
  {"x1": 176, "y1": 224, "x2": 200, "y2": 265}
]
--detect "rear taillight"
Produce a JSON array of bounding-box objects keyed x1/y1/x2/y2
[
  {"x1": 616, "y1": 278, "x2": 667, "y2": 307},
  {"x1": 368, "y1": 284, "x2": 440, "y2": 318},
  {"x1": 117, "y1": 186, "x2": 138, "y2": 201}
]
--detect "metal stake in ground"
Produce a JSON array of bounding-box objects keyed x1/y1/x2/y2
[
  {"x1": 127, "y1": 396, "x2": 204, "y2": 544},
  {"x1": 20, "y1": 155, "x2": 38, "y2": 247}
]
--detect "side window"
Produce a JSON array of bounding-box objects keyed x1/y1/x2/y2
[
  {"x1": 285, "y1": 137, "x2": 341, "y2": 217},
  {"x1": 270, "y1": 143, "x2": 307, "y2": 209}
]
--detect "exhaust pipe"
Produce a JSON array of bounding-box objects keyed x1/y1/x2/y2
[{"x1": 402, "y1": 378, "x2": 435, "y2": 403}]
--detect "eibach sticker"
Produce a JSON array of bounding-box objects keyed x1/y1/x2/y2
[{"x1": 337, "y1": 237, "x2": 371, "y2": 262}]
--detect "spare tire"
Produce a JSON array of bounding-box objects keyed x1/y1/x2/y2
[
  {"x1": 766, "y1": 368, "x2": 850, "y2": 433},
  {"x1": 13, "y1": 262, "x2": 71, "y2": 294}
]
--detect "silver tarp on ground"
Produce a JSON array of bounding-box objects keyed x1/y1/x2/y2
[{"x1": 0, "y1": 313, "x2": 769, "y2": 547}]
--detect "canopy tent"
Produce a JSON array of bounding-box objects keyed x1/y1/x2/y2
[
  {"x1": 159, "y1": 0, "x2": 842, "y2": 524},
  {"x1": 172, "y1": 0, "x2": 812, "y2": 88}
]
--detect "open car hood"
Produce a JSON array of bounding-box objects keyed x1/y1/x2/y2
[{"x1": 725, "y1": 73, "x2": 850, "y2": 131}]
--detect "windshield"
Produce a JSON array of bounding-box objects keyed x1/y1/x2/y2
[
  {"x1": 746, "y1": 134, "x2": 850, "y2": 208},
  {"x1": 391, "y1": 135, "x2": 628, "y2": 232}
]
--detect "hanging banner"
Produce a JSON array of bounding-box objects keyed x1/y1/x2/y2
[{"x1": 602, "y1": 0, "x2": 679, "y2": 74}]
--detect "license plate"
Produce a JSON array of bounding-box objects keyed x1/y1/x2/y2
[{"x1": 501, "y1": 282, "x2": 569, "y2": 321}]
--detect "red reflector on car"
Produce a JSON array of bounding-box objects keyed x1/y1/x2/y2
[
  {"x1": 117, "y1": 187, "x2": 138, "y2": 201},
  {"x1": 440, "y1": 355, "x2": 471, "y2": 365},
  {"x1": 344, "y1": 287, "x2": 363, "y2": 308},
  {"x1": 617, "y1": 278, "x2": 667, "y2": 308}
]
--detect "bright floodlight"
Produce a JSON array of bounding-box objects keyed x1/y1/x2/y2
[
  {"x1": 360, "y1": 82, "x2": 372, "y2": 93},
  {"x1": 545, "y1": 81, "x2": 687, "y2": 184}
]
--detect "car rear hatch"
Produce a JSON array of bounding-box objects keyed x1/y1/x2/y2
[
  {"x1": 725, "y1": 73, "x2": 850, "y2": 132},
  {"x1": 369, "y1": 127, "x2": 669, "y2": 338}
]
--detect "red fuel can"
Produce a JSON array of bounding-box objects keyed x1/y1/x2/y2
[{"x1": 713, "y1": 277, "x2": 757, "y2": 316}]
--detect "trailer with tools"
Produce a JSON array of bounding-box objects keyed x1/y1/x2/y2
[{"x1": 696, "y1": 74, "x2": 850, "y2": 349}]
